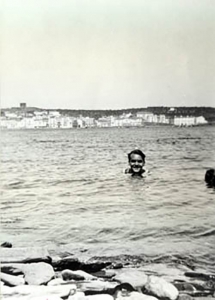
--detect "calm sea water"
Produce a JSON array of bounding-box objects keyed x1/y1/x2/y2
[{"x1": 1, "y1": 126, "x2": 215, "y2": 271}]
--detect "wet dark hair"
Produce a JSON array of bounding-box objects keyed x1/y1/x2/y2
[
  {"x1": 128, "y1": 149, "x2": 145, "y2": 162},
  {"x1": 205, "y1": 168, "x2": 215, "y2": 187}
]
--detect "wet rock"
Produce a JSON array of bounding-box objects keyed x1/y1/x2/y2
[
  {"x1": 53, "y1": 256, "x2": 82, "y2": 271},
  {"x1": 1, "y1": 241, "x2": 12, "y2": 248},
  {"x1": 82, "y1": 261, "x2": 112, "y2": 273},
  {"x1": 0, "y1": 271, "x2": 25, "y2": 286},
  {"x1": 54, "y1": 256, "x2": 111, "y2": 273},
  {"x1": 62, "y1": 269, "x2": 96, "y2": 281},
  {"x1": 173, "y1": 282, "x2": 196, "y2": 292},
  {"x1": 184, "y1": 272, "x2": 215, "y2": 281},
  {"x1": 144, "y1": 275, "x2": 179, "y2": 300},
  {"x1": 1, "y1": 247, "x2": 51, "y2": 264},
  {"x1": 114, "y1": 268, "x2": 148, "y2": 289},
  {"x1": 1, "y1": 263, "x2": 24, "y2": 275}
]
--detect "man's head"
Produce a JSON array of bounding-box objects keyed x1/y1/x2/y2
[
  {"x1": 205, "y1": 168, "x2": 215, "y2": 187},
  {"x1": 128, "y1": 149, "x2": 145, "y2": 174}
]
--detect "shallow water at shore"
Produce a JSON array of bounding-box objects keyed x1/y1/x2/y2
[{"x1": 1, "y1": 126, "x2": 215, "y2": 271}]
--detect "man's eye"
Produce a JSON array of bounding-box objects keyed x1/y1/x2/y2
[{"x1": 131, "y1": 160, "x2": 142, "y2": 163}]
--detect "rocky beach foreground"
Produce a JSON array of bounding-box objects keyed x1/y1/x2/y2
[{"x1": 1, "y1": 245, "x2": 215, "y2": 300}]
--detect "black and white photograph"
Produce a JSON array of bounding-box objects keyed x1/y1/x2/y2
[{"x1": 1, "y1": 1, "x2": 215, "y2": 299}]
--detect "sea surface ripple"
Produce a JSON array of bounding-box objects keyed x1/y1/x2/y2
[{"x1": 1, "y1": 126, "x2": 215, "y2": 271}]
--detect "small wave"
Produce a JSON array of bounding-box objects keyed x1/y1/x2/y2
[
  {"x1": 8, "y1": 181, "x2": 24, "y2": 186},
  {"x1": 34, "y1": 139, "x2": 70, "y2": 143},
  {"x1": 193, "y1": 228, "x2": 215, "y2": 238}
]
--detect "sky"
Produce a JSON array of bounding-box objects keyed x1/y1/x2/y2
[{"x1": 1, "y1": 0, "x2": 215, "y2": 109}]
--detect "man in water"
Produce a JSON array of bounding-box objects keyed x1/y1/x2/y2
[{"x1": 125, "y1": 149, "x2": 146, "y2": 177}]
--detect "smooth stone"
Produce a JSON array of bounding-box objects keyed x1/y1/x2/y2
[
  {"x1": 20, "y1": 262, "x2": 55, "y2": 285},
  {"x1": 114, "y1": 268, "x2": 148, "y2": 289},
  {"x1": 0, "y1": 271, "x2": 25, "y2": 286},
  {"x1": 62, "y1": 269, "x2": 97, "y2": 281},
  {"x1": 145, "y1": 275, "x2": 179, "y2": 300},
  {"x1": 1, "y1": 247, "x2": 51, "y2": 263}
]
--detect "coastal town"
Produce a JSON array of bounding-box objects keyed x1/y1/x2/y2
[{"x1": 0, "y1": 103, "x2": 212, "y2": 129}]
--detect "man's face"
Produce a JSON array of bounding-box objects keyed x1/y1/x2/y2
[{"x1": 129, "y1": 153, "x2": 144, "y2": 173}]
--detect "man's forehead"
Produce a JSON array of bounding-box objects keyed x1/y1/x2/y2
[{"x1": 130, "y1": 153, "x2": 143, "y2": 159}]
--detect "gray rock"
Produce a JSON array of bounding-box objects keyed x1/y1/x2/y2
[
  {"x1": 1, "y1": 242, "x2": 12, "y2": 248},
  {"x1": 21, "y1": 262, "x2": 55, "y2": 285},
  {"x1": 145, "y1": 275, "x2": 179, "y2": 300}
]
